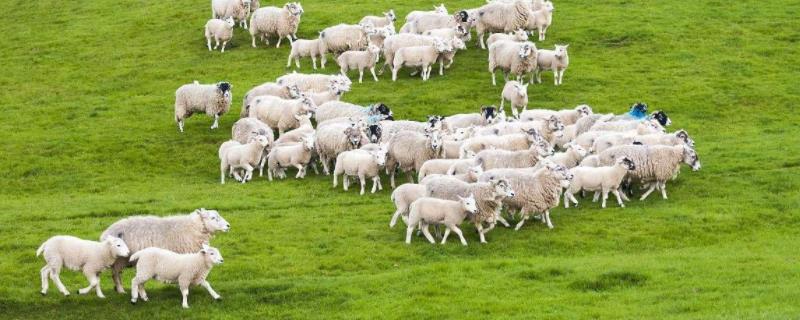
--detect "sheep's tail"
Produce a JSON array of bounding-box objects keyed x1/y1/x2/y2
[
  {"x1": 129, "y1": 251, "x2": 143, "y2": 263},
  {"x1": 36, "y1": 242, "x2": 46, "y2": 257}
]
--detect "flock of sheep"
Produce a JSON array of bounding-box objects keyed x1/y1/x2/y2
[{"x1": 36, "y1": 0, "x2": 702, "y2": 310}]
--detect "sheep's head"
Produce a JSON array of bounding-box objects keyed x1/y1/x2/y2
[
  {"x1": 547, "y1": 115, "x2": 565, "y2": 135},
  {"x1": 301, "y1": 134, "x2": 315, "y2": 150},
  {"x1": 547, "y1": 162, "x2": 573, "y2": 181},
  {"x1": 629, "y1": 102, "x2": 648, "y2": 118},
  {"x1": 514, "y1": 29, "x2": 528, "y2": 41},
  {"x1": 299, "y1": 96, "x2": 317, "y2": 113},
  {"x1": 366, "y1": 124, "x2": 382, "y2": 143},
  {"x1": 367, "y1": 44, "x2": 382, "y2": 55},
  {"x1": 518, "y1": 44, "x2": 534, "y2": 58},
  {"x1": 457, "y1": 194, "x2": 479, "y2": 215},
  {"x1": 294, "y1": 113, "x2": 313, "y2": 126},
  {"x1": 450, "y1": 37, "x2": 466, "y2": 51},
  {"x1": 522, "y1": 127, "x2": 541, "y2": 142},
  {"x1": 675, "y1": 129, "x2": 695, "y2": 147},
  {"x1": 467, "y1": 165, "x2": 483, "y2": 178},
  {"x1": 385, "y1": 9, "x2": 397, "y2": 21},
  {"x1": 456, "y1": 25, "x2": 468, "y2": 37},
  {"x1": 427, "y1": 115, "x2": 444, "y2": 130},
  {"x1": 333, "y1": 75, "x2": 352, "y2": 92},
  {"x1": 104, "y1": 236, "x2": 130, "y2": 258},
  {"x1": 286, "y1": 2, "x2": 304, "y2": 16},
  {"x1": 576, "y1": 104, "x2": 593, "y2": 117},
  {"x1": 372, "y1": 103, "x2": 393, "y2": 120},
  {"x1": 515, "y1": 83, "x2": 528, "y2": 97},
  {"x1": 433, "y1": 39, "x2": 452, "y2": 53},
  {"x1": 196, "y1": 208, "x2": 231, "y2": 233},
  {"x1": 650, "y1": 110, "x2": 671, "y2": 126},
  {"x1": 434, "y1": 3, "x2": 448, "y2": 14},
  {"x1": 532, "y1": 138, "x2": 554, "y2": 157},
  {"x1": 359, "y1": 22, "x2": 376, "y2": 35},
  {"x1": 570, "y1": 144, "x2": 588, "y2": 158},
  {"x1": 454, "y1": 10, "x2": 469, "y2": 23},
  {"x1": 217, "y1": 82, "x2": 232, "y2": 99},
  {"x1": 224, "y1": 17, "x2": 236, "y2": 28},
  {"x1": 481, "y1": 105, "x2": 497, "y2": 123},
  {"x1": 543, "y1": 1, "x2": 555, "y2": 12},
  {"x1": 431, "y1": 130, "x2": 444, "y2": 151},
  {"x1": 618, "y1": 157, "x2": 636, "y2": 171},
  {"x1": 554, "y1": 44, "x2": 569, "y2": 58},
  {"x1": 200, "y1": 244, "x2": 224, "y2": 265},
  {"x1": 371, "y1": 148, "x2": 387, "y2": 167},
  {"x1": 682, "y1": 146, "x2": 701, "y2": 171},
  {"x1": 344, "y1": 126, "x2": 362, "y2": 148},
  {"x1": 251, "y1": 131, "x2": 271, "y2": 147},
  {"x1": 491, "y1": 179, "x2": 515, "y2": 198}
]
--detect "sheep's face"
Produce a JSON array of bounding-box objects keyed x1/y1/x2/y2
[
  {"x1": 333, "y1": 76, "x2": 352, "y2": 92},
  {"x1": 287, "y1": 3, "x2": 303, "y2": 16},
  {"x1": 544, "y1": 1, "x2": 555, "y2": 12},
  {"x1": 492, "y1": 179, "x2": 515, "y2": 198},
  {"x1": 651, "y1": 110, "x2": 671, "y2": 126},
  {"x1": 434, "y1": 4, "x2": 447, "y2": 14},
  {"x1": 224, "y1": 17, "x2": 236, "y2": 28},
  {"x1": 198, "y1": 209, "x2": 231, "y2": 233},
  {"x1": 523, "y1": 127, "x2": 541, "y2": 142},
  {"x1": 301, "y1": 134, "x2": 315, "y2": 150},
  {"x1": 455, "y1": 10, "x2": 469, "y2": 23},
  {"x1": 451, "y1": 128, "x2": 470, "y2": 141},
  {"x1": 385, "y1": 10, "x2": 397, "y2": 22},
  {"x1": 254, "y1": 134, "x2": 270, "y2": 148},
  {"x1": 571, "y1": 144, "x2": 588, "y2": 158},
  {"x1": 434, "y1": 40, "x2": 452, "y2": 53},
  {"x1": 548, "y1": 116, "x2": 565, "y2": 137},
  {"x1": 105, "y1": 236, "x2": 130, "y2": 258},
  {"x1": 554, "y1": 44, "x2": 568, "y2": 58},
  {"x1": 427, "y1": 130, "x2": 443, "y2": 151},
  {"x1": 300, "y1": 97, "x2": 317, "y2": 113},
  {"x1": 344, "y1": 127, "x2": 362, "y2": 148},
  {"x1": 451, "y1": 37, "x2": 466, "y2": 51},
  {"x1": 201, "y1": 244, "x2": 224, "y2": 264},
  {"x1": 366, "y1": 124, "x2": 382, "y2": 143},
  {"x1": 456, "y1": 25, "x2": 468, "y2": 37},
  {"x1": 675, "y1": 130, "x2": 695, "y2": 148},
  {"x1": 515, "y1": 84, "x2": 528, "y2": 97},
  {"x1": 549, "y1": 163, "x2": 573, "y2": 181},
  {"x1": 372, "y1": 103, "x2": 393, "y2": 120},
  {"x1": 619, "y1": 157, "x2": 636, "y2": 171},
  {"x1": 458, "y1": 194, "x2": 479, "y2": 215},
  {"x1": 372, "y1": 150, "x2": 387, "y2": 167},
  {"x1": 514, "y1": 29, "x2": 528, "y2": 41},
  {"x1": 481, "y1": 106, "x2": 497, "y2": 123},
  {"x1": 576, "y1": 104, "x2": 593, "y2": 117},
  {"x1": 533, "y1": 139, "x2": 554, "y2": 156},
  {"x1": 468, "y1": 165, "x2": 483, "y2": 177},
  {"x1": 217, "y1": 82, "x2": 232, "y2": 99},
  {"x1": 427, "y1": 115, "x2": 444, "y2": 130},
  {"x1": 630, "y1": 102, "x2": 648, "y2": 116},
  {"x1": 294, "y1": 113, "x2": 313, "y2": 126},
  {"x1": 518, "y1": 44, "x2": 533, "y2": 58},
  {"x1": 683, "y1": 146, "x2": 701, "y2": 171}
]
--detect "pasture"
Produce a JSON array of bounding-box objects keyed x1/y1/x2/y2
[{"x1": 1, "y1": 0, "x2": 799, "y2": 318}]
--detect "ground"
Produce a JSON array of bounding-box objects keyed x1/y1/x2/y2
[{"x1": 1, "y1": 0, "x2": 799, "y2": 318}]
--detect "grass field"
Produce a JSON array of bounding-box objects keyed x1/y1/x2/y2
[{"x1": 1, "y1": 0, "x2": 799, "y2": 318}]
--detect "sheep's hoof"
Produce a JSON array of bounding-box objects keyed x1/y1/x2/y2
[
  {"x1": 130, "y1": 300, "x2": 137, "y2": 305},
  {"x1": 214, "y1": 296, "x2": 222, "y2": 301},
  {"x1": 40, "y1": 291, "x2": 46, "y2": 296}
]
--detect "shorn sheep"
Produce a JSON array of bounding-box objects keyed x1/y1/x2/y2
[
  {"x1": 218, "y1": 132, "x2": 271, "y2": 184},
  {"x1": 500, "y1": 80, "x2": 528, "y2": 118},
  {"x1": 564, "y1": 157, "x2": 636, "y2": 208},
  {"x1": 100, "y1": 208, "x2": 230, "y2": 294},
  {"x1": 598, "y1": 144, "x2": 701, "y2": 200},
  {"x1": 267, "y1": 133, "x2": 315, "y2": 180},
  {"x1": 212, "y1": 0, "x2": 251, "y2": 29},
  {"x1": 37, "y1": 235, "x2": 130, "y2": 298},
  {"x1": 333, "y1": 146, "x2": 388, "y2": 195},
  {"x1": 380, "y1": 33, "x2": 438, "y2": 74},
  {"x1": 535, "y1": 44, "x2": 569, "y2": 85},
  {"x1": 287, "y1": 38, "x2": 326, "y2": 69},
  {"x1": 474, "y1": 0, "x2": 531, "y2": 49},
  {"x1": 129, "y1": 244, "x2": 223, "y2": 309},
  {"x1": 242, "y1": 82, "x2": 300, "y2": 116},
  {"x1": 406, "y1": 194, "x2": 479, "y2": 246},
  {"x1": 337, "y1": 44, "x2": 382, "y2": 83},
  {"x1": 174, "y1": 81, "x2": 232, "y2": 133},
  {"x1": 392, "y1": 40, "x2": 452, "y2": 81},
  {"x1": 249, "y1": 2, "x2": 304, "y2": 48},
  {"x1": 386, "y1": 130, "x2": 443, "y2": 188},
  {"x1": 204, "y1": 17, "x2": 236, "y2": 52},
  {"x1": 488, "y1": 41, "x2": 537, "y2": 86}
]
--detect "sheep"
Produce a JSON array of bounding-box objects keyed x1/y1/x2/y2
[
  {"x1": 360, "y1": 10, "x2": 397, "y2": 29},
  {"x1": 386, "y1": 130, "x2": 443, "y2": 188},
  {"x1": 574, "y1": 113, "x2": 615, "y2": 136},
  {"x1": 379, "y1": 120, "x2": 430, "y2": 142},
  {"x1": 248, "y1": 95, "x2": 316, "y2": 135},
  {"x1": 204, "y1": 17, "x2": 236, "y2": 52},
  {"x1": 527, "y1": 0, "x2": 554, "y2": 41},
  {"x1": 337, "y1": 44, "x2": 382, "y2": 83},
  {"x1": 598, "y1": 144, "x2": 701, "y2": 200},
  {"x1": 389, "y1": 183, "x2": 428, "y2": 228},
  {"x1": 406, "y1": 195, "x2": 478, "y2": 245},
  {"x1": 267, "y1": 133, "x2": 316, "y2": 180},
  {"x1": 418, "y1": 159, "x2": 474, "y2": 180},
  {"x1": 333, "y1": 146, "x2": 388, "y2": 195},
  {"x1": 435, "y1": 36, "x2": 466, "y2": 76},
  {"x1": 212, "y1": 0, "x2": 251, "y2": 29},
  {"x1": 274, "y1": 113, "x2": 314, "y2": 146},
  {"x1": 242, "y1": 82, "x2": 301, "y2": 117},
  {"x1": 100, "y1": 208, "x2": 230, "y2": 294},
  {"x1": 633, "y1": 130, "x2": 695, "y2": 148},
  {"x1": 219, "y1": 132, "x2": 271, "y2": 184},
  {"x1": 380, "y1": 33, "x2": 439, "y2": 74},
  {"x1": 534, "y1": 44, "x2": 569, "y2": 85},
  {"x1": 367, "y1": 25, "x2": 396, "y2": 49},
  {"x1": 287, "y1": 38, "x2": 326, "y2": 69},
  {"x1": 474, "y1": 0, "x2": 531, "y2": 49},
  {"x1": 36, "y1": 235, "x2": 130, "y2": 298},
  {"x1": 580, "y1": 154, "x2": 600, "y2": 167},
  {"x1": 500, "y1": 80, "x2": 528, "y2": 118},
  {"x1": 590, "y1": 118, "x2": 665, "y2": 134},
  {"x1": 276, "y1": 72, "x2": 352, "y2": 93},
  {"x1": 249, "y1": 2, "x2": 304, "y2": 48},
  {"x1": 405, "y1": 4, "x2": 448, "y2": 23},
  {"x1": 477, "y1": 116, "x2": 564, "y2": 144},
  {"x1": 420, "y1": 165, "x2": 483, "y2": 184},
  {"x1": 302, "y1": 82, "x2": 348, "y2": 106},
  {"x1": 519, "y1": 104, "x2": 593, "y2": 126},
  {"x1": 486, "y1": 29, "x2": 528, "y2": 48},
  {"x1": 488, "y1": 41, "x2": 538, "y2": 86},
  {"x1": 231, "y1": 119, "x2": 275, "y2": 175},
  {"x1": 407, "y1": 11, "x2": 471, "y2": 35},
  {"x1": 129, "y1": 244, "x2": 223, "y2": 309},
  {"x1": 318, "y1": 23, "x2": 375, "y2": 56},
  {"x1": 423, "y1": 25, "x2": 470, "y2": 43},
  {"x1": 473, "y1": 138, "x2": 553, "y2": 170},
  {"x1": 423, "y1": 178, "x2": 516, "y2": 243},
  {"x1": 546, "y1": 143, "x2": 588, "y2": 168},
  {"x1": 460, "y1": 128, "x2": 542, "y2": 158},
  {"x1": 315, "y1": 122, "x2": 366, "y2": 175},
  {"x1": 392, "y1": 40, "x2": 451, "y2": 81},
  {"x1": 445, "y1": 106, "x2": 498, "y2": 129},
  {"x1": 174, "y1": 81, "x2": 232, "y2": 133},
  {"x1": 564, "y1": 157, "x2": 636, "y2": 208}
]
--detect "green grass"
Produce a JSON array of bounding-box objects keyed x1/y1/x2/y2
[{"x1": 1, "y1": 0, "x2": 799, "y2": 318}]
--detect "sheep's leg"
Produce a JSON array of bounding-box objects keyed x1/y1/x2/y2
[
  {"x1": 495, "y1": 215, "x2": 511, "y2": 228},
  {"x1": 405, "y1": 225, "x2": 415, "y2": 244},
  {"x1": 276, "y1": 36, "x2": 283, "y2": 48},
  {"x1": 613, "y1": 189, "x2": 625, "y2": 208},
  {"x1": 359, "y1": 174, "x2": 367, "y2": 195},
  {"x1": 180, "y1": 285, "x2": 190, "y2": 309},
  {"x1": 214, "y1": 39, "x2": 219, "y2": 49},
  {"x1": 40, "y1": 266, "x2": 50, "y2": 295},
  {"x1": 243, "y1": 166, "x2": 254, "y2": 183},
  {"x1": 177, "y1": 119, "x2": 184, "y2": 133},
  {"x1": 451, "y1": 225, "x2": 468, "y2": 246},
  {"x1": 377, "y1": 177, "x2": 383, "y2": 190},
  {"x1": 536, "y1": 69, "x2": 542, "y2": 84},
  {"x1": 130, "y1": 277, "x2": 140, "y2": 304},
  {"x1": 259, "y1": 156, "x2": 267, "y2": 177},
  {"x1": 392, "y1": 67, "x2": 399, "y2": 82},
  {"x1": 568, "y1": 192, "x2": 580, "y2": 207},
  {"x1": 311, "y1": 57, "x2": 316, "y2": 70},
  {"x1": 321, "y1": 54, "x2": 327, "y2": 69},
  {"x1": 491, "y1": 69, "x2": 497, "y2": 86},
  {"x1": 207, "y1": 38, "x2": 212, "y2": 51},
  {"x1": 232, "y1": 170, "x2": 243, "y2": 183},
  {"x1": 564, "y1": 191, "x2": 571, "y2": 208},
  {"x1": 514, "y1": 213, "x2": 529, "y2": 231},
  {"x1": 294, "y1": 164, "x2": 305, "y2": 178},
  {"x1": 332, "y1": 172, "x2": 338, "y2": 188},
  {"x1": 479, "y1": 32, "x2": 486, "y2": 49},
  {"x1": 601, "y1": 189, "x2": 609, "y2": 208},
  {"x1": 112, "y1": 261, "x2": 125, "y2": 293},
  {"x1": 544, "y1": 210, "x2": 554, "y2": 229},
  {"x1": 592, "y1": 191, "x2": 600, "y2": 202},
  {"x1": 221, "y1": 41, "x2": 228, "y2": 53},
  {"x1": 78, "y1": 270, "x2": 98, "y2": 296},
  {"x1": 499, "y1": 98, "x2": 505, "y2": 112},
  {"x1": 220, "y1": 164, "x2": 227, "y2": 184},
  {"x1": 371, "y1": 177, "x2": 379, "y2": 193},
  {"x1": 421, "y1": 224, "x2": 436, "y2": 244},
  {"x1": 358, "y1": 69, "x2": 364, "y2": 84},
  {"x1": 251, "y1": 34, "x2": 257, "y2": 48},
  {"x1": 439, "y1": 61, "x2": 444, "y2": 76},
  {"x1": 369, "y1": 66, "x2": 378, "y2": 82},
  {"x1": 343, "y1": 175, "x2": 349, "y2": 191},
  {"x1": 287, "y1": 54, "x2": 293, "y2": 68},
  {"x1": 659, "y1": 182, "x2": 668, "y2": 199},
  {"x1": 391, "y1": 207, "x2": 405, "y2": 228},
  {"x1": 201, "y1": 281, "x2": 221, "y2": 300},
  {"x1": 503, "y1": 71, "x2": 509, "y2": 82},
  {"x1": 50, "y1": 270, "x2": 70, "y2": 296},
  {"x1": 640, "y1": 184, "x2": 657, "y2": 200},
  {"x1": 558, "y1": 69, "x2": 565, "y2": 85},
  {"x1": 211, "y1": 114, "x2": 220, "y2": 129},
  {"x1": 441, "y1": 227, "x2": 451, "y2": 244}
]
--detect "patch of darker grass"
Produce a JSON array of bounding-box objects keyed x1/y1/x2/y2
[{"x1": 569, "y1": 271, "x2": 648, "y2": 292}]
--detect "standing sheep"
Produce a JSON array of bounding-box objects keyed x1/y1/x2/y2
[
  {"x1": 267, "y1": 133, "x2": 316, "y2": 180},
  {"x1": 423, "y1": 25, "x2": 470, "y2": 43},
  {"x1": 287, "y1": 38, "x2": 326, "y2": 69},
  {"x1": 212, "y1": 0, "x2": 251, "y2": 29},
  {"x1": 474, "y1": 139, "x2": 553, "y2": 170},
  {"x1": 380, "y1": 33, "x2": 439, "y2": 74},
  {"x1": 598, "y1": 145, "x2": 701, "y2": 200},
  {"x1": 219, "y1": 132, "x2": 271, "y2": 184},
  {"x1": 488, "y1": 41, "x2": 538, "y2": 86},
  {"x1": 500, "y1": 80, "x2": 529, "y2": 118},
  {"x1": 242, "y1": 82, "x2": 301, "y2": 117},
  {"x1": 360, "y1": 10, "x2": 397, "y2": 29},
  {"x1": 315, "y1": 122, "x2": 366, "y2": 175},
  {"x1": 204, "y1": 17, "x2": 236, "y2": 52},
  {"x1": 407, "y1": 11, "x2": 471, "y2": 35},
  {"x1": 527, "y1": 0, "x2": 554, "y2": 41},
  {"x1": 445, "y1": 106, "x2": 498, "y2": 129},
  {"x1": 486, "y1": 29, "x2": 528, "y2": 48},
  {"x1": 474, "y1": 0, "x2": 531, "y2": 49},
  {"x1": 333, "y1": 146, "x2": 388, "y2": 195},
  {"x1": 392, "y1": 40, "x2": 451, "y2": 81},
  {"x1": 534, "y1": 44, "x2": 569, "y2": 85},
  {"x1": 406, "y1": 195, "x2": 479, "y2": 246},
  {"x1": 564, "y1": 157, "x2": 636, "y2": 208},
  {"x1": 386, "y1": 130, "x2": 443, "y2": 188},
  {"x1": 519, "y1": 104, "x2": 593, "y2": 125},
  {"x1": 337, "y1": 44, "x2": 382, "y2": 83},
  {"x1": 406, "y1": 4, "x2": 448, "y2": 23},
  {"x1": 174, "y1": 81, "x2": 232, "y2": 133},
  {"x1": 318, "y1": 23, "x2": 375, "y2": 56},
  {"x1": 37, "y1": 235, "x2": 130, "y2": 298},
  {"x1": 248, "y1": 95, "x2": 316, "y2": 135},
  {"x1": 249, "y1": 2, "x2": 304, "y2": 48},
  {"x1": 390, "y1": 183, "x2": 428, "y2": 228},
  {"x1": 276, "y1": 72, "x2": 352, "y2": 93}
]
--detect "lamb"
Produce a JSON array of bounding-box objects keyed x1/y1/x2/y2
[
  {"x1": 564, "y1": 157, "x2": 636, "y2": 208},
  {"x1": 287, "y1": 38, "x2": 326, "y2": 69},
  {"x1": 267, "y1": 133, "x2": 315, "y2": 180},
  {"x1": 318, "y1": 23, "x2": 375, "y2": 56},
  {"x1": 392, "y1": 40, "x2": 452, "y2": 81},
  {"x1": 474, "y1": 0, "x2": 531, "y2": 49},
  {"x1": 534, "y1": 44, "x2": 569, "y2": 85},
  {"x1": 407, "y1": 11, "x2": 471, "y2": 35},
  {"x1": 315, "y1": 122, "x2": 366, "y2": 175},
  {"x1": 367, "y1": 25, "x2": 396, "y2": 49},
  {"x1": 405, "y1": 4, "x2": 448, "y2": 23},
  {"x1": 231, "y1": 119, "x2": 274, "y2": 176},
  {"x1": 204, "y1": 17, "x2": 236, "y2": 52},
  {"x1": 418, "y1": 159, "x2": 475, "y2": 180},
  {"x1": 546, "y1": 143, "x2": 588, "y2": 168},
  {"x1": 389, "y1": 183, "x2": 428, "y2": 228},
  {"x1": 360, "y1": 10, "x2": 397, "y2": 29},
  {"x1": 302, "y1": 82, "x2": 348, "y2": 106},
  {"x1": 276, "y1": 72, "x2": 352, "y2": 93},
  {"x1": 37, "y1": 235, "x2": 130, "y2": 298},
  {"x1": 219, "y1": 132, "x2": 271, "y2": 184},
  {"x1": 380, "y1": 33, "x2": 439, "y2": 74},
  {"x1": 249, "y1": 2, "x2": 304, "y2": 48},
  {"x1": 500, "y1": 80, "x2": 528, "y2": 118},
  {"x1": 445, "y1": 106, "x2": 498, "y2": 129},
  {"x1": 459, "y1": 128, "x2": 541, "y2": 158},
  {"x1": 333, "y1": 146, "x2": 388, "y2": 195},
  {"x1": 519, "y1": 104, "x2": 593, "y2": 125},
  {"x1": 248, "y1": 95, "x2": 316, "y2": 135},
  {"x1": 488, "y1": 41, "x2": 538, "y2": 86},
  {"x1": 100, "y1": 208, "x2": 230, "y2": 294},
  {"x1": 406, "y1": 195, "x2": 479, "y2": 246},
  {"x1": 242, "y1": 82, "x2": 301, "y2": 117},
  {"x1": 386, "y1": 130, "x2": 443, "y2": 188},
  {"x1": 420, "y1": 165, "x2": 483, "y2": 184},
  {"x1": 273, "y1": 113, "x2": 314, "y2": 146},
  {"x1": 129, "y1": 244, "x2": 223, "y2": 309},
  {"x1": 633, "y1": 130, "x2": 695, "y2": 148},
  {"x1": 486, "y1": 29, "x2": 528, "y2": 48},
  {"x1": 423, "y1": 25, "x2": 470, "y2": 43},
  {"x1": 526, "y1": 0, "x2": 554, "y2": 40},
  {"x1": 580, "y1": 155, "x2": 600, "y2": 167},
  {"x1": 598, "y1": 145, "x2": 701, "y2": 200},
  {"x1": 174, "y1": 81, "x2": 232, "y2": 133},
  {"x1": 212, "y1": 0, "x2": 251, "y2": 29},
  {"x1": 473, "y1": 139, "x2": 553, "y2": 170},
  {"x1": 337, "y1": 44, "x2": 382, "y2": 83}
]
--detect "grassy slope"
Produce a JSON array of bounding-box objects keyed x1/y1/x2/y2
[{"x1": 1, "y1": 0, "x2": 799, "y2": 318}]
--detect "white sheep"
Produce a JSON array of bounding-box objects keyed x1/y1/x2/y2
[
  {"x1": 386, "y1": 130, "x2": 443, "y2": 188},
  {"x1": 273, "y1": 113, "x2": 314, "y2": 146},
  {"x1": 546, "y1": 143, "x2": 588, "y2": 168},
  {"x1": 406, "y1": 4, "x2": 448, "y2": 23},
  {"x1": 204, "y1": 17, "x2": 236, "y2": 52},
  {"x1": 219, "y1": 132, "x2": 270, "y2": 184},
  {"x1": 500, "y1": 80, "x2": 528, "y2": 118},
  {"x1": 37, "y1": 235, "x2": 130, "y2": 298},
  {"x1": 129, "y1": 244, "x2": 223, "y2": 309},
  {"x1": 379, "y1": 120, "x2": 430, "y2": 142},
  {"x1": 436, "y1": 36, "x2": 466, "y2": 76},
  {"x1": 598, "y1": 145, "x2": 701, "y2": 200},
  {"x1": 248, "y1": 95, "x2": 316, "y2": 135},
  {"x1": 407, "y1": 11, "x2": 471, "y2": 35},
  {"x1": 445, "y1": 106, "x2": 498, "y2": 129},
  {"x1": 267, "y1": 133, "x2": 315, "y2": 180},
  {"x1": 174, "y1": 81, "x2": 232, "y2": 133},
  {"x1": 315, "y1": 122, "x2": 367, "y2": 174},
  {"x1": 473, "y1": 139, "x2": 553, "y2": 170},
  {"x1": 337, "y1": 44, "x2": 382, "y2": 83},
  {"x1": 519, "y1": 104, "x2": 593, "y2": 125},
  {"x1": 423, "y1": 25, "x2": 470, "y2": 43},
  {"x1": 380, "y1": 33, "x2": 439, "y2": 74},
  {"x1": 318, "y1": 23, "x2": 375, "y2": 56},
  {"x1": 420, "y1": 165, "x2": 483, "y2": 184},
  {"x1": 360, "y1": 10, "x2": 397, "y2": 29},
  {"x1": 301, "y1": 82, "x2": 348, "y2": 106},
  {"x1": 579, "y1": 154, "x2": 600, "y2": 167},
  {"x1": 392, "y1": 40, "x2": 451, "y2": 81},
  {"x1": 212, "y1": 0, "x2": 251, "y2": 29},
  {"x1": 100, "y1": 208, "x2": 230, "y2": 293},
  {"x1": 486, "y1": 29, "x2": 528, "y2": 48},
  {"x1": 460, "y1": 128, "x2": 542, "y2": 158},
  {"x1": 527, "y1": 0, "x2": 554, "y2": 41},
  {"x1": 634, "y1": 130, "x2": 695, "y2": 148},
  {"x1": 488, "y1": 41, "x2": 538, "y2": 86},
  {"x1": 242, "y1": 82, "x2": 301, "y2": 117},
  {"x1": 276, "y1": 72, "x2": 352, "y2": 93},
  {"x1": 418, "y1": 159, "x2": 474, "y2": 180},
  {"x1": 589, "y1": 118, "x2": 665, "y2": 134},
  {"x1": 333, "y1": 146, "x2": 388, "y2": 195},
  {"x1": 478, "y1": 116, "x2": 565, "y2": 144},
  {"x1": 534, "y1": 44, "x2": 569, "y2": 85},
  {"x1": 564, "y1": 157, "x2": 636, "y2": 208},
  {"x1": 231, "y1": 119, "x2": 274, "y2": 176},
  {"x1": 367, "y1": 25, "x2": 396, "y2": 49},
  {"x1": 287, "y1": 38, "x2": 326, "y2": 69},
  {"x1": 249, "y1": 2, "x2": 304, "y2": 48},
  {"x1": 474, "y1": 0, "x2": 531, "y2": 49},
  {"x1": 390, "y1": 183, "x2": 428, "y2": 228},
  {"x1": 406, "y1": 195, "x2": 478, "y2": 245}
]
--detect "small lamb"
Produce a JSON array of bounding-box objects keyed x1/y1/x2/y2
[
  {"x1": 205, "y1": 17, "x2": 236, "y2": 52},
  {"x1": 360, "y1": 10, "x2": 397, "y2": 29},
  {"x1": 267, "y1": 133, "x2": 315, "y2": 180},
  {"x1": 564, "y1": 157, "x2": 636, "y2": 208},
  {"x1": 535, "y1": 44, "x2": 569, "y2": 85},
  {"x1": 500, "y1": 80, "x2": 528, "y2": 118},
  {"x1": 129, "y1": 244, "x2": 223, "y2": 309},
  {"x1": 37, "y1": 235, "x2": 130, "y2": 298},
  {"x1": 333, "y1": 146, "x2": 388, "y2": 195},
  {"x1": 406, "y1": 194, "x2": 479, "y2": 246},
  {"x1": 219, "y1": 132, "x2": 271, "y2": 184},
  {"x1": 390, "y1": 183, "x2": 428, "y2": 228},
  {"x1": 392, "y1": 40, "x2": 451, "y2": 81},
  {"x1": 337, "y1": 44, "x2": 382, "y2": 83},
  {"x1": 287, "y1": 38, "x2": 326, "y2": 69}
]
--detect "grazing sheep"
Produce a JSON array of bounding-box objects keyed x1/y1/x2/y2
[
  {"x1": 37, "y1": 235, "x2": 130, "y2": 298},
  {"x1": 474, "y1": 139, "x2": 553, "y2": 170},
  {"x1": 315, "y1": 122, "x2": 366, "y2": 175},
  {"x1": 390, "y1": 183, "x2": 428, "y2": 228},
  {"x1": 276, "y1": 72, "x2": 352, "y2": 93},
  {"x1": 360, "y1": 10, "x2": 397, "y2": 29},
  {"x1": 100, "y1": 208, "x2": 230, "y2": 294},
  {"x1": 474, "y1": 0, "x2": 531, "y2": 49},
  {"x1": 488, "y1": 41, "x2": 538, "y2": 86},
  {"x1": 406, "y1": 195, "x2": 478, "y2": 245},
  {"x1": 219, "y1": 132, "x2": 271, "y2": 184},
  {"x1": 248, "y1": 95, "x2": 316, "y2": 135},
  {"x1": 129, "y1": 244, "x2": 223, "y2": 309},
  {"x1": 267, "y1": 133, "x2": 316, "y2": 180},
  {"x1": 564, "y1": 157, "x2": 636, "y2": 208},
  {"x1": 392, "y1": 40, "x2": 452, "y2": 81},
  {"x1": 212, "y1": 0, "x2": 251, "y2": 29},
  {"x1": 460, "y1": 128, "x2": 542, "y2": 158},
  {"x1": 287, "y1": 38, "x2": 326, "y2": 69},
  {"x1": 486, "y1": 29, "x2": 528, "y2": 48},
  {"x1": 386, "y1": 130, "x2": 443, "y2": 188},
  {"x1": 534, "y1": 44, "x2": 569, "y2": 85},
  {"x1": 249, "y1": 2, "x2": 304, "y2": 48},
  {"x1": 337, "y1": 44, "x2": 382, "y2": 83},
  {"x1": 420, "y1": 165, "x2": 483, "y2": 184},
  {"x1": 333, "y1": 146, "x2": 388, "y2": 195},
  {"x1": 598, "y1": 145, "x2": 701, "y2": 200},
  {"x1": 519, "y1": 104, "x2": 593, "y2": 125},
  {"x1": 527, "y1": 0, "x2": 554, "y2": 41},
  {"x1": 500, "y1": 80, "x2": 529, "y2": 118},
  {"x1": 318, "y1": 23, "x2": 375, "y2": 56},
  {"x1": 406, "y1": 4, "x2": 448, "y2": 23},
  {"x1": 174, "y1": 81, "x2": 232, "y2": 133},
  {"x1": 204, "y1": 17, "x2": 236, "y2": 52},
  {"x1": 242, "y1": 82, "x2": 301, "y2": 117}
]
